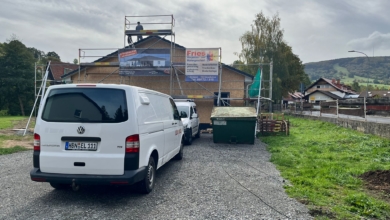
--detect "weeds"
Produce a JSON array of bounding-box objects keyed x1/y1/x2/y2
[{"x1": 261, "y1": 117, "x2": 390, "y2": 219}]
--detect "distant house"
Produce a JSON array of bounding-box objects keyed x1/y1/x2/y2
[
  {"x1": 46, "y1": 61, "x2": 79, "y2": 84},
  {"x1": 282, "y1": 91, "x2": 304, "y2": 104},
  {"x1": 304, "y1": 78, "x2": 357, "y2": 103}
]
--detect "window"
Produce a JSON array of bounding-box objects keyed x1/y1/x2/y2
[
  {"x1": 42, "y1": 88, "x2": 128, "y2": 123},
  {"x1": 169, "y1": 99, "x2": 180, "y2": 120},
  {"x1": 190, "y1": 107, "x2": 194, "y2": 118},
  {"x1": 317, "y1": 85, "x2": 320, "y2": 88},
  {"x1": 177, "y1": 106, "x2": 189, "y2": 118}
]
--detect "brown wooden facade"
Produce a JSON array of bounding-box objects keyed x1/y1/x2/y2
[{"x1": 66, "y1": 37, "x2": 253, "y2": 127}]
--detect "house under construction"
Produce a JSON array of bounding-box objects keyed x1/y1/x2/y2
[{"x1": 59, "y1": 15, "x2": 265, "y2": 129}]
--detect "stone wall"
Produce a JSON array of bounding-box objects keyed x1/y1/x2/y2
[{"x1": 292, "y1": 113, "x2": 390, "y2": 139}]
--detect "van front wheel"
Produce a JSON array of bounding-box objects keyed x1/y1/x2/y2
[
  {"x1": 174, "y1": 142, "x2": 183, "y2": 160},
  {"x1": 138, "y1": 157, "x2": 156, "y2": 194},
  {"x1": 185, "y1": 129, "x2": 193, "y2": 145}
]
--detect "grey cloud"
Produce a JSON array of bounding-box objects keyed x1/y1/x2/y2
[
  {"x1": 347, "y1": 31, "x2": 390, "y2": 50},
  {"x1": 2, "y1": 0, "x2": 390, "y2": 64}
]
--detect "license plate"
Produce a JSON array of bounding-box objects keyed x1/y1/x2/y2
[{"x1": 65, "y1": 142, "x2": 98, "y2": 151}]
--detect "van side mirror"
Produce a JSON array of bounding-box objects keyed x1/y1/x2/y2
[
  {"x1": 192, "y1": 113, "x2": 198, "y2": 118},
  {"x1": 180, "y1": 111, "x2": 188, "y2": 118}
]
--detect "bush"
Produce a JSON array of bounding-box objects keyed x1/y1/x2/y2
[{"x1": 0, "y1": 110, "x2": 9, "y2": 116}]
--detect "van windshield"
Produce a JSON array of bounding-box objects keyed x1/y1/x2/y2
[
  {"x1": 176, "y1": 106, "x2": 189, "y2": 118},
  {"x1": 41, "y1": 88, "x2": 128, "y2": 123}
]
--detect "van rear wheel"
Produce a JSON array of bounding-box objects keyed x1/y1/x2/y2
[{"x1": 138, "y1": 157, "x2": 156, "y2": 194}]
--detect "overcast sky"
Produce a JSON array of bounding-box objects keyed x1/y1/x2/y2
[{"x1": 1, "y1": 0, "x2": 389, "y2": 65}]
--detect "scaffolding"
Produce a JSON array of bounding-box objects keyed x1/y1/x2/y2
[{"x1": 72, "y1": 15, "x2": 273, "y2": 109}]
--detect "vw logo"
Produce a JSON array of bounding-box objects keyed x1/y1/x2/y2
[{"x1": 77, "y1": 126, "x2": 85, "y2": 134}]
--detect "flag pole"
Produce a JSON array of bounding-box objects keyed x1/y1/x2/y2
[{"x1": 254, "y1": 65, "x2": 262, "y2": 138}]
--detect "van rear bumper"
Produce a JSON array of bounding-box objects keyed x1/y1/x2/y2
[{"x1": 30, "y1": 167, "x2": 146, "y2": 185}]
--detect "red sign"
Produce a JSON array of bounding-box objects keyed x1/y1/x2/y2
[{"x1": 119, "y1": 50, "x2": 137, "y2": 58}]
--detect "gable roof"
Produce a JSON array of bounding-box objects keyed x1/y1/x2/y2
[
  {"x1": 305, "y1": 77, "x2": 356, "y2": 94},
  {"x1": 282, "y1": 91, "x2": 304, "y2": 101},
  {"x1": 48, "y1": 61, "x2": 78, "y2": 81},
  {"x1": 304, "y1": 90, "x2": 344, "y2": 100},
  {"x1": 62, "y1": 36, "x2": 253, "y2": 80}
]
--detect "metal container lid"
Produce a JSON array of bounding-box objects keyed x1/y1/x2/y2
[{"x1": 210, "y1": 107, "x2": 257, "y2": 118}]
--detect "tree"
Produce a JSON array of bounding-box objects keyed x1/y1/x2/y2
[
  {"x1": 351, "y1": 81, "x2": 361, "y2": 92},
  {"x1": 73, "y1": 58, "x2": 78, "y2": 64},
  {"x1": 27, "y1": 47, "x2": 45, "y2": 62},
  {"x1": 235, "y1": 12, "x2": 310, "y2": 100},
  {"x1": 46, "y1": 51, "x2": 61, "y2": 60},
  {"x1": 0, "y1": 38, "x2": 35, "y2": 115},
  {"x1": 0, "y1": 43, "x2": 4, "y2": 57}
]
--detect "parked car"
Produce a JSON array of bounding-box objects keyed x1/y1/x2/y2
[
  {"x1": 174, "y1": 99, "x2": 200, "y2": 145},
  {"x1": 30, "y1": 84, "x2": 183, "y2": 194}
]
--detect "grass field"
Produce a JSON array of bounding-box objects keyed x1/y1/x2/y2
[
  {"x1": 261, "y1": 117, "x2": 390, "y2": 219},
  {"x1": 0, "y1": 116, "x2": 27, "y2": 129},
  {"x1": 0, "y1": 146, "x2": 29, "y2": 155},
  {"x1": 334, "y1": 64, "x2": 349, "y2": 75},
  {"x1": 0, "y1": 116, "x2": 32, "y2": 155},
  {"x1": 341, "y1": 75, "x2": 390, "y2": 89}
]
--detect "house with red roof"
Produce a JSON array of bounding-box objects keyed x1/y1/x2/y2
[
  {"x1": 46, "y1": 61, "x2": 78, "y2": 84},
  {"x1": 304, "y1": 78, "x2": 358, "y2": 103}
]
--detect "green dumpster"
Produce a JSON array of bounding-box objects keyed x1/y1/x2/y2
[{"x1": 210, "y1": 107, "x2": 257, "y2": 144}]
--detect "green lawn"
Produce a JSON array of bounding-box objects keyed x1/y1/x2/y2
[
  {"x1": 334, "y1": 64, "x2": 350, "y2": 75},
  {"x1": 0, "y1": 116, "x2": 32, "y2": 155},
  {"x1": 341, "y1": 75, "x2": 390, "y2": 89},
  {"x1": 261, "y1": 117, "x2": 390, "y2": 219},
  {"x1": 0, "y1": 146, "x2": 29, "y2": 155},
  {"x1": 0, "y1": 116, "x2": 28, "y2": 129}
]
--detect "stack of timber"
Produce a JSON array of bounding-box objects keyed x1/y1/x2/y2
[{"x1": 258, "y1": 113, "x2": 289, "y2": 135}]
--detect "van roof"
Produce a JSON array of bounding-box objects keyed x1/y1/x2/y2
[{"x1": 47, "y1": 84, "x2": 171, "y2": 98}]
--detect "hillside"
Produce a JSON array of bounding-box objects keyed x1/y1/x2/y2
[{"x1": 304, "y1": 56, "x2": 390, "y2": 88}]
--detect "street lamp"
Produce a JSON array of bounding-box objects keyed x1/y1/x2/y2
[
  {"x1": 349, "y1": 50, "x2": 370, "y2": 121},
  {"x1": 348, "y1": 50, "x2": 370, "y2": 98}
]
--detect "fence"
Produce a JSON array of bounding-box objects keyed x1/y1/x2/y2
[{"x1": 285, "y1": 98, "x2": 366, "y2": 119}]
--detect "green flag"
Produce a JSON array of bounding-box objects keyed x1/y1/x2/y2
[{"x1": 249, "y1": 68, "x2": 262, "y2": 97}]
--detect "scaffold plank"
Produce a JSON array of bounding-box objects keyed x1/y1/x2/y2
[{"x1": 125, "y1": 29, "x2": 173, "y2": 36}]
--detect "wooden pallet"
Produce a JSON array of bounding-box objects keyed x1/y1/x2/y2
[{"x1": 201, "y1": 128, "x2": 213, "y2": 134}]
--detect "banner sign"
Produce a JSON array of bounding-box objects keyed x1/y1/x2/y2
[
  {"x1": 185, "y1": 49, "x2": 219, "y2": 82},
  {"x1": 118, "y1": 48, "x2": 171, "y2": 76}
]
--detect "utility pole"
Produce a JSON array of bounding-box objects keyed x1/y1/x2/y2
[{"x1": 269, "y1": 59, "x2": 273, "y2": 113}]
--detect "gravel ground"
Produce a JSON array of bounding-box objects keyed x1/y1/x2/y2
[{"x1": 0, "y1": 134, "x2": 312, "y2": 220}]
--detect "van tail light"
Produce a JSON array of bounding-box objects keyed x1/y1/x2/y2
[
  {"x1": 34, "y1": 133, "x2": 41, "y2": 151},
  {"x1": 126, "y1": 135, "x2": 139, "y2": 153}
]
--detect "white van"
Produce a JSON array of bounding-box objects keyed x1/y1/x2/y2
[
  {"x1": 174, "y1": 99, "x2": 200, "y2": 145},
  {"x1": 30, "y1": 84, "x2": 184, "y2": 194}
]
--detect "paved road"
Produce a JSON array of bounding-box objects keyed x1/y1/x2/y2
[{"x1": 0, "y1": 134, "x2": 312, "y2": 219}]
